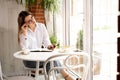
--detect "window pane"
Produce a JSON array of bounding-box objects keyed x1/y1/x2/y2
[{"x1": 70, "y1": 0, "x2": 84, "y2": 50}]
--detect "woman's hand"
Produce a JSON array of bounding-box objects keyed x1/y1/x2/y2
[
  {"x1": 21, "y1": 24, "x2": 28, "y2": 35},
  {"x1": 47, "y1": 44, "x2": 56, "y2": 50}
]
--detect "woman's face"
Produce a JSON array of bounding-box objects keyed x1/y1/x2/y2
[{"x1": 24, "y1": 15, "x2": 36, "y2": 28}]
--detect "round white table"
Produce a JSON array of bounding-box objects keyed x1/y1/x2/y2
[
  {"x1": 13, "y1": 50, "x2": 87, "y2": 80},
  {"x1": 13, "y1": 50, "x2": 59, "y2": 80}
]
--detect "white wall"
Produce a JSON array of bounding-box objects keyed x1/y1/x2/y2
[{"x1": 0, "y1": 0, "x2": 26, "y2": 76}]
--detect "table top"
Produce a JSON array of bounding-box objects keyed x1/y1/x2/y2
[{"x1": 13, "y1": 49, "x2": 87, "y2": 61}]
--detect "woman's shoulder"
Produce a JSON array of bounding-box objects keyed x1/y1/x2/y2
[
  {"x1": 36, "y1": 22, "x2": 46, "y2": 29},
  {"x1": 36, "y1": 22, "x2": 45, "y2": 27}
]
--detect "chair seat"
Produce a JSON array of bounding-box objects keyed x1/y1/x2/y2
[{"x1": 6, "y1": 76, "x2": 34, "y2": 80}]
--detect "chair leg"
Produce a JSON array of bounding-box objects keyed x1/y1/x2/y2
[{"x1": 28, "y1": 70, "x2": 32, "y2": 76}]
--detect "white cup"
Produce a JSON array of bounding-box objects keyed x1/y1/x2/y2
[{"x1": 22, "y1": 49, "x2": 30, "y2": 55}]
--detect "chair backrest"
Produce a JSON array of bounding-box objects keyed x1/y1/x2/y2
[
  {"x1": 0, "y1": 61, "x2": 3, "y2": 80},
  {"x1": 43, "y1": 52, "x2": 90, "y2": 80}
]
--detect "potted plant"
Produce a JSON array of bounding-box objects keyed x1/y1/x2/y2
[{"x1": 16, "y1": 0, "x2": 59, "y2": 12}]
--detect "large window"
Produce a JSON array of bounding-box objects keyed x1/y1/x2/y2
[{"x1": 55, "y1": 0, "x2": 118, "y2": 80}]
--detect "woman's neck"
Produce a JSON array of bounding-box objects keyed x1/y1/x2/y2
[{"x1": 29, "y1": 24, "x2": 36, "y2": 32}]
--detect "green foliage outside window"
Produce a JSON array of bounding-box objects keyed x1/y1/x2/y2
[
  {"x1": 76, "y1": 30, "x2": 83, "y2": 50},
  {"x1": 50, "y1": 35, "x2": 60, "y2": 48}
]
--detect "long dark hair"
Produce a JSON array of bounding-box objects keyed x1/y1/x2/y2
[{"x1": 17, "y1": 11, "x2": 32, "y2": 43}]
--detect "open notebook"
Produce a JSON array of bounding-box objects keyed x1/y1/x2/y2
[{"x1": 30, "y1": 49, "x2": 53, "y2": 52}]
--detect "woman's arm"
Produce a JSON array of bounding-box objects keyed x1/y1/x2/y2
[
  {"x1": 19, "y1": 23, "x2": 29, "y2": 50},
  {"x1": 42, "y1": 24, "x2": 56, "y2": 50},
  {"x1": 19, "y1": 34, "x2": 29, "y2": 50}
]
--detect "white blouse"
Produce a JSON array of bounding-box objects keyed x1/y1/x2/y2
[{"x1": 19, "y1": 23, "x2": 51, "y2": 50}]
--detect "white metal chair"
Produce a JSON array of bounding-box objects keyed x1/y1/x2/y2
[
  {"x1": 0, "y1": 61, "x2": 34, "y2": 80},
  {"x1": 43, "y1": 52, "x2": 90, "y2": 80}
]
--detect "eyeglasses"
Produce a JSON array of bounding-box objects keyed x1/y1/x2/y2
[{"x1": 26, "y1": 15, "x2": 34, "y2": 24}]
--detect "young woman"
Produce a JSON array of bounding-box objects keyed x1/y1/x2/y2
[{"x1": 18, "y1": 11, "x2": 81, "y2": 80}]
